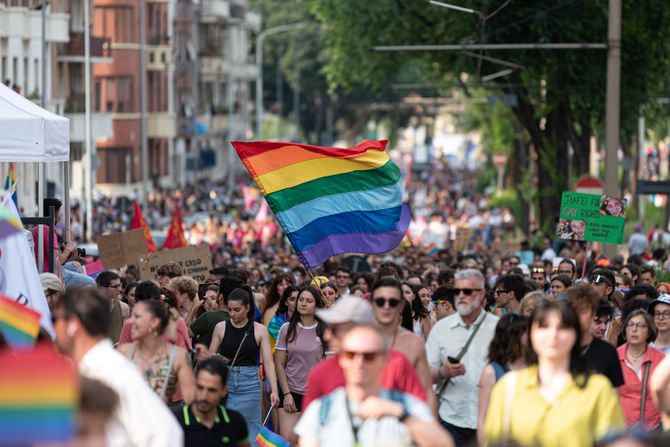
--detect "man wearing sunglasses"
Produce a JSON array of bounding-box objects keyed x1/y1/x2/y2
[
  {"x1": 425, "y1": 269, "x2": 498, "y2": 445},
  {"x1": 492, "y1": 274, "x2": 527, "y2": 316},
  {"x1": 590, "y1": 268, "x2": 616, "y2": 300},
  {"x1": 432, "y1": 286, "x2": 456, "y2": 321},
  {"x1": 371, "y1": 278, "x2": 436, "y2": 413},
  {"x1": 295, "y1": 325, "x2": 453, "y2": 447},
  {"x1": 95, "y1": 270, "x2": 129, "y2": 345}
]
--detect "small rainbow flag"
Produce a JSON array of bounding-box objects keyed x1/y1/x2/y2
[
  {"x1": 256, "y1": 426, "x2": 290, "y2": 447},
  {"x1": 232, "y1": 140, "x2": 410, "y2": 270},
  {"x1": 0, "y1": 344, "x2": 78, "y2": 444},
  {"x1": 3, "y1": 162, "x2": 17, "y2": 207},
  {"x1": 0, "y1": 294, "x2": 41, "y2": 350},
  {"x1": 424, "y1": 242, "x2": 438, "y2": 256}
]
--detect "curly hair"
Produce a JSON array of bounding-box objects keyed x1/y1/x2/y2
[{"x1": 167, "y1": 276, "x2": 199, "y2": 300}]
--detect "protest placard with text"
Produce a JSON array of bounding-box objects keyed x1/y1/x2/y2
[
  {"x1": 95, "y1": 229, "x2": 149, "y2": 269},
  {"x1": 558, "y1": 192, "x2": 626, "y2": 244},
  {"x1": 139, "y1": 245, "x2": 212, "y2": 283}
]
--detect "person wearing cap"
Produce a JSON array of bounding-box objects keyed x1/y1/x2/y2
[
  {"x1": 40, "y1": 272, "x2": 64, "y2": 310},
  {"x1": 590, "y1": 268, "x2": 616, "y2": 300},
  {"x1": 650, "y1": 294, "x2": 670, "y2": 354},
  {"x1": 301, "y1": 295, "x2": 427, "y2": 411},
  {"x1": 295, "y1": 325, "x2": 453, "y2": 447}
]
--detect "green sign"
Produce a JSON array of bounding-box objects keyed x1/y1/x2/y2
[{"x1": 558, "y1": 192, "x2": 626, "y2": 244}]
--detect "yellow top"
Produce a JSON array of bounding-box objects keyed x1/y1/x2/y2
[{"x1": 484, "y1": 365, "x2": 625, "y2": 447}]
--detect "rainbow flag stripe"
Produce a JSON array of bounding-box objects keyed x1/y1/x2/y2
[
  {"x1": 0, "y1": 294, "x2": 41, "y2": 350},
  {"x1": 256, "y1": 426, "x2": 290, "y2": 447},
  {"x1": 0, "y1": 345, "x2": 77, "y2": 443},
  {"x1": 233, "y1": 140, "x2": 410, "y2": 269}
]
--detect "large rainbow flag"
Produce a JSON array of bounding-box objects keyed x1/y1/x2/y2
[
  {"x1": 232, "y1": 140, "x2": 410, "y2": 269},
  {"x1": 0, "y1": 344, "x2": 77, "y2": 443}
]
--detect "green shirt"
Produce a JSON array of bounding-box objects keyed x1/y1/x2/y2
[{"x1": 190, "y1": 311, "x2": 229, "y2": 348}]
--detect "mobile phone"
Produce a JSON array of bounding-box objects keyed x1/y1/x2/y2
[{"x1": 447, "y1": 356, "x2": 459, "y2": 364}]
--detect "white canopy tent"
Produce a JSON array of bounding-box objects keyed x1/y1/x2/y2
[
  {"x1": 0, "y1": 81, "x2": 70, "y2": 272},
  {"x1": 0, "y1": 82, "x2": 69, "y2": 162}
]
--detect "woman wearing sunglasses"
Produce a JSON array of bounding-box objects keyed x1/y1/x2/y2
[
  {"x1": 484, "y1": 300, "x2": 624, "y2": 447},
  {"x1": 617, "y1": 309, "x2": 664, "y2": 430},
  {"x1": 319, "y1": 281, "x2": 339, "y2": 308},
  {"x1": 275, "y1": 285, "x2": 332, "y2": 444}
]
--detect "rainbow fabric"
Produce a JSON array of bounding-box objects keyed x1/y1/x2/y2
[
  {"x1": 0, "y1": 344, "x2": 77, "y2": 444},
  {"x1": 256, "y1": 426, "x2": 291, "y2": 447},
  {"x1": 0, "y1": 294, "x2": 41, "y2": 350},
  {"x1": 233, "y1": 140, "x2": 410, "y2": 269},
  {"x1": 3, "y1": 162, "x2": 17, "y2": 207}
]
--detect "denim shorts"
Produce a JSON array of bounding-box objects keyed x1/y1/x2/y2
[{"x1": 227, "y1": 366, "x2": 261, "y2": 447}]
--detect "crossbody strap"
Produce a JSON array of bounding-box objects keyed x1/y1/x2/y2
[
  {"x1": 639, "y1": 361, "x2": 651, "y2": 426},
  {"x1": 437, "y1": 312, "x2": 488, "y2": 397},
  {"x1": 228, "y1": 321, "x2": 251, "y2": 369}
]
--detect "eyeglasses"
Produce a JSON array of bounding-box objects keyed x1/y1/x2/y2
[
  {"x1": 655, "y1": 311, "x2": 670, "y2": 320},
  {"x1": 453, "y1": 288, "x2": 482, "y2": 296},
  {"x1": 322, "y1": 290, "x2": 336, "y2": 296},
  {"x1": 373, "y1": 297, "x2": 401, "y2": 308},
  {"x1": 107, "y1": 283, "x2": 123, "y2": 289},
  {"x1": 531, "y1": 268, "x2": 545, "y2": 274},
  {"x1": 494, "y1": 289, "x2": 509, "y2": 296},
  {"x1": 626, "y1": 322, "x2": 648, "y2": 330},
  {"x1": 340, "y1": 350, "x2": 383, "y2": 362}
]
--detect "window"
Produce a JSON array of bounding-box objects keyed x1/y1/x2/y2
[
  {"x1": 94, "y1": 6, "x2": 135, "y2": 43},
  {"x1": 97, "y1": 76, "x2": 134, "y2": 113}
]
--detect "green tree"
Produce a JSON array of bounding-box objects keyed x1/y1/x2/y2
[{"x1": 308, "y1": 0, "x2": 670, "y2": 229}]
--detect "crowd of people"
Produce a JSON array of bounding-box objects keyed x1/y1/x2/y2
[{"x1": 11, "y1": 193, "x2": 670, "y2": 446}]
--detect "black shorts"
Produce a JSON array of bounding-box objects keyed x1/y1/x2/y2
[{"x1": 278, "y1": 391, "x2": 304, "y2": 410}]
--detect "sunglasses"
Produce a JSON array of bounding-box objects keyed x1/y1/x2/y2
[
  {"x1": 531, "y1": 268, "x2": 545, "y2": 274},
  {"x1": 322, "y1": 290, "x2": 337, "y2": 296},
  {"x1": 432, "y1": 299, "x2": 450, "y2": 306},
  {"x1": 591, "y1": 274, "x2": 610, "y2": 286},
  {"x1": 494, "y1": 289, "x2": 509, "y2": 295},
  {"x1": 340, "y1": 350, "x2": 383, "y2": 362},
  {"x1": 373, "y1": 297, "x2": 401, "y2": 308},
  {"x1": 453, "y1": 288, "x2": 482, "y2": 296}
]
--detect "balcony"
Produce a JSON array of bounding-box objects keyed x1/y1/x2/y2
[
  {"x1": 65, "y1": 95, "x2": 113, "y2": 142},
  {"x1": 0, "y1": 5, "x2": 69, "y2": 42},
  {"x1": 59, "y1": 33, "x2": 112, "y2": 63},
  {"x1": 200, "y1": 0, "x2": 229, "y2": 22},
  {"x1": 147, "y1": 112, "x2": 176, "y2": 138}
]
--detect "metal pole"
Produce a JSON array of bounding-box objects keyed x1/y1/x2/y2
[
  {"x1": 64, "y1": 161, "x2": 70, "y2": 241},
  {"x1": 140, "y1": 0, "x2": 149, "y2": 214},
  {"x1": 227, "y1": 21, "x2": 235, "y2": 193},
  {"x1": 38, "y1": 0, "x2": 46, "y2": 270},
  {"x1": 372, "y1": 43, "x2": 608, "y2": 52},
  {"x1": 254, "y1": 23, "x2": 307, "y2": 141},
  {"x1": 604, "y1": 0, "x2": 621, "y2": 257},
  {"x1": 255, "y1": 32, "x2": 263, "y2": 139},
  {"x1": 84, "y1": 0, "x2": 92, "y2": 242},
  {"x1": 276, "y1": 48, "x2": 282, "y2": 140}
]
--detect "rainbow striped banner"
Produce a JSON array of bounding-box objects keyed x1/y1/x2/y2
[
  {"x1": 233, "y1": 140, "x2": 410, "y2": 269},
  {"x1": 0, "y1": 344, "x2": 77, "y2": 444},
  {"x1": 256, "y1": 426, "x2": 290, "y2": 447},
  {"x1": 0, "y1": 294, "x2": 41, "y2": 350}
]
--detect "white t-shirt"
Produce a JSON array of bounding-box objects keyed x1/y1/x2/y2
[{"x1": 294, "y1": 387, "x2": 433, "y2": 447}]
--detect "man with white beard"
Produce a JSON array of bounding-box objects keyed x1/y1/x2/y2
[{"x1": 425, "y1": 269, "x2": 498, "y2": 446}]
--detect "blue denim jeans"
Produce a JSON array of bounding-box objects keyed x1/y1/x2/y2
[{"x1": 227, "y1": 366, "x2": 261, "y2": 446}]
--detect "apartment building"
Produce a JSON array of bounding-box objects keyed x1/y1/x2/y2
[{"x1": 90, "y1": 0, "x2": 175, "y2": 191}]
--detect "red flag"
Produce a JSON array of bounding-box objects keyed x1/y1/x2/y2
[
  {"x1": 162, "y1": 204, "x2": 188, "y2": 249},
  {"x1": 130, "y1": 202, "x2": 157, "y2": 252}
]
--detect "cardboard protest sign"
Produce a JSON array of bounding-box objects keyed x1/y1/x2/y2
[
  {"x1": 139, "y1": 245, "x2": 212, "y2": 283},
  {"x1": 96, "y1": 229, "x2": 149, "y2": 269},
  {"x1": 558, "y1": 192, "x2": 626, "y2": 244}
]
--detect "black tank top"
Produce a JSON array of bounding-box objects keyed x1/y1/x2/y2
[{"x1": 219, "y1": 320, "x2": 258, "y2": 367}]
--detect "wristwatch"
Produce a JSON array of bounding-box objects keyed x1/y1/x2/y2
[
  {"x1": 437, "y1": 367, "x2": 446, "y2": 380},
  {"x1": 399, "y1": 408, "x2": 410, "y2": 423}
]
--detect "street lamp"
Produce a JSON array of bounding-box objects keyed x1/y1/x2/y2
[{"x1": 255, "y1": 22, "x2": 308, "y2": 139}]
